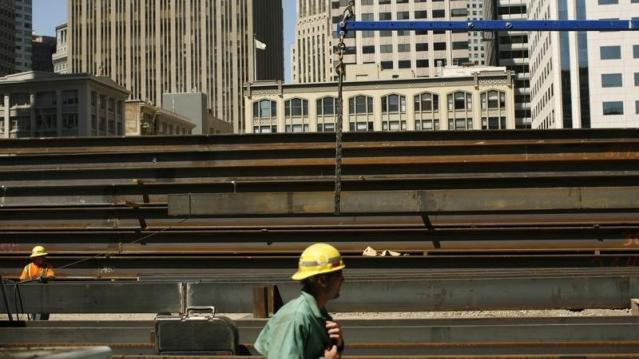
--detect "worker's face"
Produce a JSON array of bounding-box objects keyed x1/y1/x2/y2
[
  {"x1": 33, "y1": 256, "x2": 45, "y2": 266},
  {"x1": 323, "y1": 270, "x2": 344, "y2": 300}
]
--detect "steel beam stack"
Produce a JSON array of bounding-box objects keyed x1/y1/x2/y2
[{"x1": 1, "y1": 129, "x2": 639, "y2": 277}]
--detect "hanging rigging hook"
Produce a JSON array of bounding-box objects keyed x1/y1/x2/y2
[{"x1": 334, "y1": 1, "x2": 354, "y2": 216}]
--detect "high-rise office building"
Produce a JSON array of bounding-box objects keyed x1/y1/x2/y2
[
  {"x1": 528, "y1": 0, "x2": 639, "y2": 129},
  {"x1": 68, "y1": 0, "x2": 283, "y2": 133},
  {"x1": 32, "y1": 34, "x2": 56, "y2": 72},
  {"x1": 0, "y1": 0, "x2": 15, "y2": 76},
  {"x1": 484, "y1": 0, "x2": 530, "y2": 128},
  {"x1": 253, "y1": 0, "x2": 284, "y2": 81},
  {"x1": 467, "y1": 0, "x2": 487, "y2": 65},
  {"x1": 15, "y1": 0, "x2": 32, "y2": 72},
  {"x1": 292, "y1": 0, "x2": 470, "y2": 84}
]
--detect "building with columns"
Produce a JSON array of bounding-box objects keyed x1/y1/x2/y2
[
  {"x1": 245, "y1": 66, "x2": 515, "y2": 133},
  {"x1": 67, "y1": 0, "x2": 283, "y2": 133},
  {"x1": 0, "y1": 71, "x2": 129, "y2": 138}
]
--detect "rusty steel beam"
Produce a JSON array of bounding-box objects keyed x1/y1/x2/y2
[
  {"x1": 170, "y1": 188, "x2": 639, "y2": 216},
  {"x1": 2, "y1": 268, "x2": 639, "y2": 313},
  {"x1": 0, "y1": 230, "x2": 636, "y2": 250},
  {"x1": 3, "y1": 254, "x2": 639, "y2": 279},
  {"x1": 5, "y1": 318, "x2": 639, "y2": 356}
]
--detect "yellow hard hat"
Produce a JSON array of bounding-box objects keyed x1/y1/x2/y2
[
  {"x1": 30, "y1": 245, "x2": 48, "y2": 258},
  {"x1": 291, "y1": 243, "x2": 345, "y2": 281}
]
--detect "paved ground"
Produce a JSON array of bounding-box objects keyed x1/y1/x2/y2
[{"x1": 1, "y1": 309, "x2": 632, "y2": 321}]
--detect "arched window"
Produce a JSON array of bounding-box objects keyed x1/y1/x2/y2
[
  {"x1": 480, "y1": 90, "x2": 507, "y2": 129},
  {"x1": 284, "y1": 98, "x2": 309, "y2": 133},
  {"x1": 414, "y1": 92, "x2": 439, "y2": 131},
  {"x1": 316, "y1": 96, "x2": 337, "y2": 132},
  {"x1": 446, "y1": 91, "x2": 473, "y2": 130},
  {"x1": 252, "y1": 99, "x2": 277, "y2": 133},
  {"x1": 381, "y1": 94, "x2": 406, "y2": 131},
  {"x1": 348, "y1": 95, "x2": 374, "y2": 132}
]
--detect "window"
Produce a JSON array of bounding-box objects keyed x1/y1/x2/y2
[
  {"x1": 35, "y1": 91, "x2": 56, "y2": 107},
  {"x1": 600, "y1": 45, "x2": 621, "y2": 59},
  {"x1": 598, "y1": 0, "x2": 618, "y2": 4},
  {"x1": 381, "y1": 61, "x2": 393, "y2": 70},
  {"x1": 284, "y1": 98, "x2": 309, "y2": 133},
  {"x1": 414, "y1": 92, "x2": 439, "y2": 131},
  {"x1": 348, "y1": 95, "x2": 374, "y2": 132},
  {"x1": 601, "y1": 73, "x2": 623, "y2": 87},
  {"x1": 252, "y1": 99, "x2": 277, "y2": 133},
  {"x1": 452, "y1": 41, "x2": 468, "y2": 50},
  {"x1": 480, "y1": 90, "x2": 507, "y2": 130},
  {"x1": 448, "y1": 91, "x2": 473, "y2": 111},
  {"x1": 10, "y1": 93, "x2": 30, "y2": 107},
  {"x1": 447, "y1": 91, "x2": 473, "y2": 130},
  {"x1": 381, "y1": 94, "x2": 407, "y2": 131},
  {"x1": 316, "y1": 97, "x2": 338, "y2": 132},
  {"x1": 432, "y1": 9, "x2": 445, "y2": 18},
  {"x1": 634, "y1": 45, "x2": 639, "y2": 58},
  {"x1": 603, "y1": 101, "x2": 624, "y2": 115},
  {"x1": 451, "y1": 8, "x2": 468, "y2": 17},
  {"x1": 62, "y1": 114, "x2": 79, "y2": 130}
]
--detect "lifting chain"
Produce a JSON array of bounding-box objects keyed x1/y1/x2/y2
[{"x1": 335, "y1": 0, "x2": 354, "y2": 216}]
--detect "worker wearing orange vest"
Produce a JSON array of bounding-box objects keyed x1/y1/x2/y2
[
  {"x1": 19, "y1": 245, "x2": 55, "y2": 320},
  {"x1": 20, "y1": 245, "x2": 55, "y2": 282}
]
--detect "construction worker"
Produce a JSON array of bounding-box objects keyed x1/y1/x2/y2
[
  {"x1": 254, "y1": 243, "x2": 345, "y2": 359},
  {"x1": 19, "y1": 245, "x2": 55, "y2": 320}
]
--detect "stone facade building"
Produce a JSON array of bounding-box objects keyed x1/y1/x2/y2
[
  {"x1": 246, "y1": 67, "x2": 515, "y2": 133},
  {"x1": 0, "y1": 71, "x2": 129, "y2": 138}
]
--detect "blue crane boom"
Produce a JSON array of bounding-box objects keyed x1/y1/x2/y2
[{"x1": 338, "y1": 20, "x2": 639, "y2": 34}]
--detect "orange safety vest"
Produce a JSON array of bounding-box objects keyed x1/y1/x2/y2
[{"x1": 19, "y1": 263, "x2": 55, "y2": 282}]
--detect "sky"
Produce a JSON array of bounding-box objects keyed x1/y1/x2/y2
[{"x1": 33, "y1": 0, "x2": 297, "y2": 83}]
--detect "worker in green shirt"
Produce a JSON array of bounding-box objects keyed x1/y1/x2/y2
[{"x1": 254, "y1": 243, "x2": 346, "y2": 359}]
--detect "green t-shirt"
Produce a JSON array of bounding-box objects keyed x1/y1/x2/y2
[{"x1": 254, "y1": 291, "x2": 333, "y2": 359}]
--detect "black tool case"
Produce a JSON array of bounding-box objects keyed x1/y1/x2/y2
[{"x1": 155, "y1": 306, "x2": 239, "y2": 355}]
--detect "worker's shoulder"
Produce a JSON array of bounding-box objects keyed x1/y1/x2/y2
[{"x1": 276, "y1": 294, "x2": 314, "y2": 320}]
